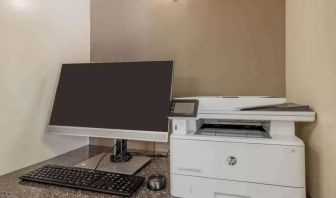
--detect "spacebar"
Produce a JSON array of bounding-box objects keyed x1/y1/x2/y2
[{"x1": 43, "y1": 178, "x2": 68, "y2": 184}]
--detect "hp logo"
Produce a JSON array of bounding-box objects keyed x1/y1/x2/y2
[{"x1": 226, "y1": 155, "x2": 237, "y2": 166}]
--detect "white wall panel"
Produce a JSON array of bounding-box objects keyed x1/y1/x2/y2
[{"x1": 0, "y1": 0, "x2": 90, "y2": 175}]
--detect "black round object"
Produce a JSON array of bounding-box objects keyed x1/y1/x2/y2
[
  {"x1": 147, "y1": 174, "x2": 166, "y2": 191},
  {"x1": 110, "y1": 152, "x2": 132, "y2": 162}
]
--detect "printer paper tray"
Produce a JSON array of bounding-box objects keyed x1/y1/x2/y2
[{"x1": 171, "y1": 174, "x2": 305, "y2": 198}]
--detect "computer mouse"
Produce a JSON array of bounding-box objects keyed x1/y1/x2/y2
[{"x1": 147, "y1": 174, "x2": 166, "y2": 191}]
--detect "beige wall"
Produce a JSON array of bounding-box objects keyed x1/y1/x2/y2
[
  {"x1": 0, "y1": 0, "x2": 90, "y2": 175},
  {"x1": 90, "y1": 0, "x2": 286, "y2": 149},
  {"x1": 91, "y1": 0, "x2": 285, "y2": 97},
  {"x1": 286, "y1": 1, "x2": 336, "y2": 197}
]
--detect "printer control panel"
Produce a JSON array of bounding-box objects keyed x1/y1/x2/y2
[{"x1": 169, "y1": 99, "x2": 198, "y2": 117}]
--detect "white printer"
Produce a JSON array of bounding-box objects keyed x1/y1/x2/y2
[{"x1": 168, "y1": 96, "x2": 315, "y2": 198}]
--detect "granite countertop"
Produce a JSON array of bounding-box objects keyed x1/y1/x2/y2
[{"x1": 0, "y1": 145, "x2": 171, "y2": 198}]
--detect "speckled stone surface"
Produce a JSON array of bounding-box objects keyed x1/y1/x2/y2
[{"x1": 0, "y1": 145, "x2": 171, "y2": 198}]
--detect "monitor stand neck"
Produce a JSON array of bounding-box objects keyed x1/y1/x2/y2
[
  {"x1": 75, "y1": 139, "x2": 151, "y2": 175},
  {"x1": 110, "y1": 139, "x2": 132, "y2": 162}
]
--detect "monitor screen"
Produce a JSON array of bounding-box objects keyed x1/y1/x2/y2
[{"x1": 49, "y1": 61, "x2": 173, "y2": 136}]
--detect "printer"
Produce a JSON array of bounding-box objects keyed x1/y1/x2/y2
[{"x1": 168, "y1": 96, "x2": 315, "y2": 198}]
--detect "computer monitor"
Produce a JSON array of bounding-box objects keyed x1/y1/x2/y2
[{"x1": 48, "y1": 61, "x2": 174, "y2": 174}]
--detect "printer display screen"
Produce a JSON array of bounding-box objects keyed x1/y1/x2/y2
[{"x1": 174, "y1": 103, "x2": 195, "y2": 114}]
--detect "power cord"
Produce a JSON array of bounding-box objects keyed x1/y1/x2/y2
[
  {"x1": 129, "y1": 152, "x2": 169, "y2": 158},
  {"x1": 94, "y1": 144, "x2": 116, "y2": 171},
  {"x1": 94, "y1": 142, "x2": 169, "y2": 171},
  {"x1": 129, "y1": 142, "x2": 170, "y2": 158}
]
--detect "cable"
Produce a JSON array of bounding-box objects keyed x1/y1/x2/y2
[
  {"x1": 129, "y1": 145, "x2": 170, "y2": 158},
  {"x1": 94, "y1": 142, "x2": 169, "y2": 171},
  {"x1": 129, "y1": 152, "x2": 169, "y2": 158},
  {"x1": 93, "y1": 144, "x2": 116, "y2": 171}
]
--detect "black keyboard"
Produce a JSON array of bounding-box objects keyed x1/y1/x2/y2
[{"x1": 20, "y1": 165, "x2": 145, "y2": 197}]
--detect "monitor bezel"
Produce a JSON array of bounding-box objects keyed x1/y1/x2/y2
[{"x1": 48, "y1": 125, "x2": 169, "y2": 142}]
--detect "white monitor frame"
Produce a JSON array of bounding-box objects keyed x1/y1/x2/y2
[{"x1": 48, "y1": 125, "x2": 169, "y2": 142}]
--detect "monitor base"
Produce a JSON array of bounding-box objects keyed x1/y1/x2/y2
[{"x1": 75, "y1": 153, "x2": 151, "y2": 175}]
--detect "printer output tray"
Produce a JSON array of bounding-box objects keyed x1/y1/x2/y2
[{"x1": 195, "y1": 124, "x2": 271, "y2": 138}]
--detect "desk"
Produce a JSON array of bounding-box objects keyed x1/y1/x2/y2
[{"x1": 0, "y1": 145, "x2": 170, "y2": 198}]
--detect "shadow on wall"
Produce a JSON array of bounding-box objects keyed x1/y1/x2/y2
[
  {"x1": 296, "y1": 120, "x2": 318, "y2": 197},
  {"x1": 174, "y1": 77, "x2": 200, "y2": 97},
  {"x1": 174, "y1": 77, "x2": 241, "y2": 97},
  {"x1": 3, "y1": 72, "x2": 48, "y2": 168},
  {"x1": 3, "y1": 67, "x2": 87, "y2": 171}
]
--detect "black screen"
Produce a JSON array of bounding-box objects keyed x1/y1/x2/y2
[{"x1": 49, "y1": 61, "x2": 173, "y2": 132}]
